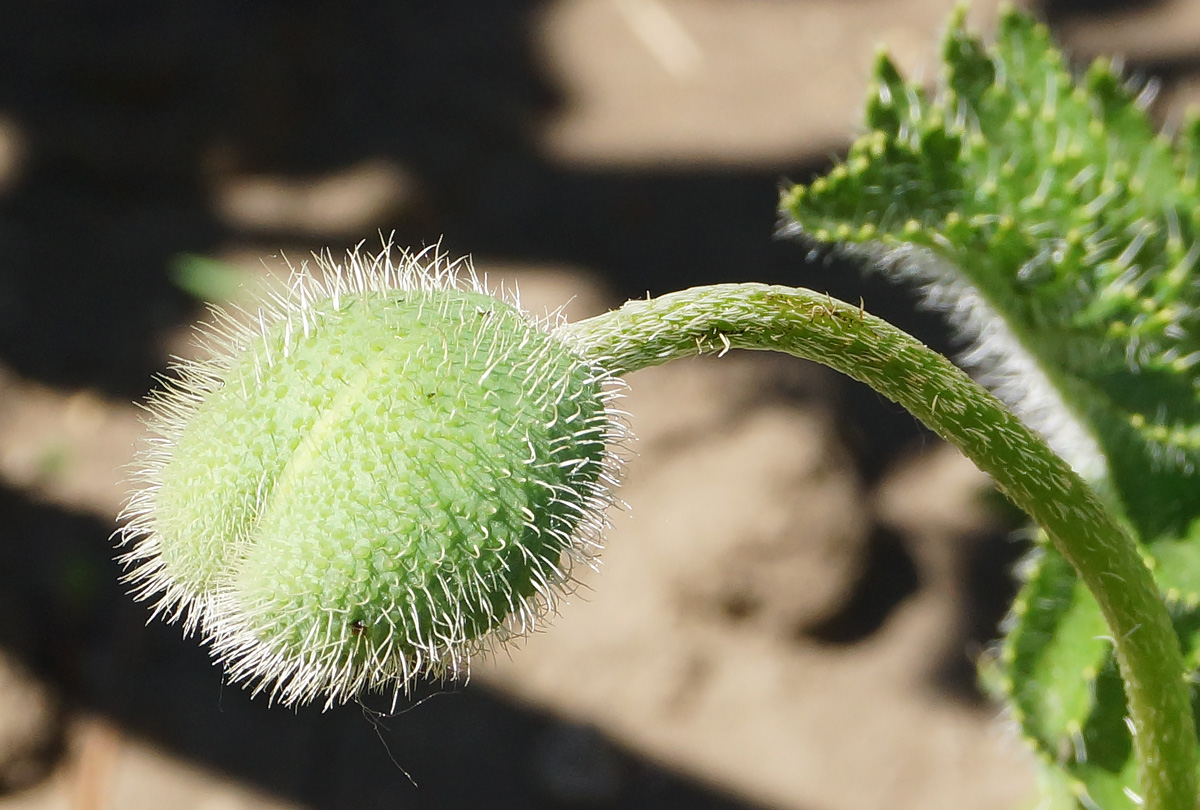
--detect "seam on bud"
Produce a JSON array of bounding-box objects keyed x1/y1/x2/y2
[{"x1": 117, "y1": 245, "x2": 627, "y2": 707}]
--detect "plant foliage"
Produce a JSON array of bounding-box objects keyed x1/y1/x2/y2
[{"x1": 782, "y1": 7, "x2": 1200, "y2": 808}]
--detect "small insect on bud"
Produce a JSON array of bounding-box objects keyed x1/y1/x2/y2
[{"x1": 118, "y1": 247, "x2": 623, "y2": 707}]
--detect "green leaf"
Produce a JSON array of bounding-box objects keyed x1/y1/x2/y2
[
  {"x1": 998, "y1": 546, "x2": 1109, "y2": 765},
  {"x1": 999, "y1": 542, "x2": 1200, "y2": 810},
  {"x1": 169, "y1": 254, "x2": 246, "y2": 303},
  {"x1": 783, "y1": 5, "x2": 1200, "y2": 805},
  {"x1": 781, "y1": 5, "x2": 1200, "y2": 544}
]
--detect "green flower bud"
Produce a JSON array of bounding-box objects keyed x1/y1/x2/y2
[{"x1": 119, "y1": 248, "x2": 622, "y2": 707}]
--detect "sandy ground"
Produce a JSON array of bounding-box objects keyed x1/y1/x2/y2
[{"x1": 0, "y1": 1, "x2": 1197, "y2": 809}]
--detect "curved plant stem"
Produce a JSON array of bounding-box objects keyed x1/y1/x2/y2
[{"x1": 560, "y1": 283, "x2": 1196, "y2": 810}]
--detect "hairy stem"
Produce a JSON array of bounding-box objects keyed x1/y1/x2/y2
[{"x1": 560, "y1": 283, "x2": 1196, "y2": 810}]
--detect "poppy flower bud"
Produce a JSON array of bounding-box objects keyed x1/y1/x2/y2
[{"x1": 119, "y1": 248, "x2": 622, "y2": 707}]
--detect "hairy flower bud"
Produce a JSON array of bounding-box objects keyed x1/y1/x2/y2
[{"x1": 119, "y1": 248, "x2": 622, "y2": 707}]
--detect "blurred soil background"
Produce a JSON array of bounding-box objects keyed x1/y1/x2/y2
[{"x1": 0, "y1": 1, "x2": 1195, "y2": 808}]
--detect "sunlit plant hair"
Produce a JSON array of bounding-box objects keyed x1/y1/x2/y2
[
  {"x1": 114, "y1": 7, "x2": 1200, "y2": 808},
  {"x1": 118, "y1": 247, "x2": 625, "y2": 707}
]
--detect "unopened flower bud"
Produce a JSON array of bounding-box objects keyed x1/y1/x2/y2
[{"x1": 119, "y1": 248, "x2": 622, "y2": 707}]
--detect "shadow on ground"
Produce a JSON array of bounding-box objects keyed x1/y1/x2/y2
[{"x1": 0, "y1": 0, "x2": 1155, "y2": 806}]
